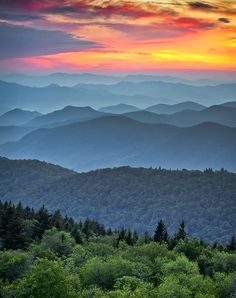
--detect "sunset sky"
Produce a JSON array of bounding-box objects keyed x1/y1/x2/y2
[{"x1": 0, "y1": 0, "x2": 236, "y2": 74}]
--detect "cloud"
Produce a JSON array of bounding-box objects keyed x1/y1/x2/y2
[
  {"x1": 0, "y1": 22, "x2": 99, "y2": 59},
  {"x1": 40, "y1": 5, "x2": 78, "y2": 14},
  {"x1": 188, "y1": 1, "x2": 216, "y2": 10},
  {"x1": 0, "y1": 9, "x2": 40, "y2": 21},
  {"x1": 174, "y1": 17, "x2": 215, "y2": 30},
  {"x1": 218, "y1": 17, "x2": 230, "y2": 23}
]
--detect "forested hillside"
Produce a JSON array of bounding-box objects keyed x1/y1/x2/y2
[
  {"x1": 0, "y1": 157, "x2": 235, "y2": 243},
  {"x1": 0, "y1": 202, "x2": 235, "y2": 298}
]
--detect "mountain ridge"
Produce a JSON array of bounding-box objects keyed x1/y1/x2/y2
[
  {"x1": 0, "y1": 116, "x2": 235, "y2": 171},
  {"x1": 0, "y1": 156, "x2": 235, "y2": 243}
]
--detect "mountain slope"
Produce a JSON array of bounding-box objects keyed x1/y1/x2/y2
[
  {"x1": 146, "y1": 101, "x2": 206, "y2": 114},
  {"x1": 0, "y1": 126, "x2": 36, "y2": 144},
  {"x1": 0, "y1": 157, "x2": 235, "y2": 243},
  {"x1": 125, "y1": 105, "x2": 236, "y2": 127},
  {"x1": 0, "y1": 116, "x2": 181, "y2": 171},
  {"x1": 26, "y1": 106, "x2": 106, "y2": 128},
  {"x1": 99, "y1": 103, "x2": 140, "y2": 114},
  {"x1": 0, "y1": 108, "x2": 41, "y2": 126},
  {"x1": 0, "y1": 116, "x2": 235, "y2": 171},
  {"x1": 220, "y1": 101, "x2": 236, "y2": 108}
]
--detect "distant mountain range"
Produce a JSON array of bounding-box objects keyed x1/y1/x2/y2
[
  {"x1": 1, "y1": 73, "x2": 234, "y2": 87},
  {"x1": 0, "y1": 157, "x2": 235, "y2": 243},
  {"x1": 145, "y1": 101, "x2": 205, "y2": 114},
  {"x1": 1, "y1": 80, "x2": 236, "y2": 113},
  {"x1": 0, "y1": 80, "x2": 155, "y2": 112},
  {"x1": 124, "y1": 105, "x2": 236, "y2": 127},
  {"x1": 74, "y1": 81, "x2": 236, "y2": 105},
  {"x1": 0, "y1": 116, "x2": 235, "y2": 171}
]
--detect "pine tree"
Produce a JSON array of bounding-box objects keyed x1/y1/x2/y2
[
  {"x1": 125, "y1": 229, "x2": 133, "y2": 246},
  {"x1": 117, "y1": 227, "x2": 126, "y2": 246},
  {"x1": 227, "y1": 235, "x2": 236, "y2": 252},
  {"x1": 0, "y1": 204, "x2": 26, "y2": 249},
  {"x1": 175, "y1": 220, "x2": 187, "y2": 241},
  {"x1": 71, "y1": 226, "x2": 83, "y2": 244},
  {"x1": 154, "y1": 220, "x2": 168, "y2": 243}
]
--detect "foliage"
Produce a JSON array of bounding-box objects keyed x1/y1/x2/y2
[{"x1": 0, "y1": 202, "x2": 235, "y2": 297}]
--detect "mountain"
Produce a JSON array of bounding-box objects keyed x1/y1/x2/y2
[
  {"x1": 26, "y1": 106, "x2": 106, "y2": 128},
  {"x1": 0, "y1": 157, "x2": 235, "y2": 243},
  {"x1": 0, "y1": 106, "x2": 11, "y2": 116},
  {"x1": 0, "y1": 108, "x2": 41, "y2": 126},
  {"x1": 0, "y1": 73, "x2": 121, "y2": 87},
  {"x1": 99, "y1": 103, "x2": 140, "y2": 114},
  {"x1": 125, "y1": 105, "x2": 236, "y2": 127},
  {"x1": 1, "y1": 80, "x2": 236, "y2": 113},
  {"x1": 124, "y1": 111, "x2": 163, "y2": 123},
  {"x1": 1, "y1": 73, "x2": 231, "y2": 87},
  {"x1": 75, "y1": 81, "x2": 236, "y2": 105},
  {"x1": 0, "y1": 80, "x2": 155, "y2": 112},
  {"x1": 0, "y1": 116, "x2": 235, "y2": 172},
  {"x1": 220, "y1": 101, "x2": 236, "y2": 108},
  {"x1": 0, "y1": 126, "x2": 36, "y2": 144},
  {"x1": 146, "y1": 101, "x2": 206, "y2": 114}
]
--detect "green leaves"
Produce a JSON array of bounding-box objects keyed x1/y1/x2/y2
[{"x1": 14, "y1": 259, "x2": 79, "y2": 298}]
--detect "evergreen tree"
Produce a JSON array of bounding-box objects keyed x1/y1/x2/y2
[
  {"x1": 0, "y1": 204, "x2": 26, "y2": 249},
  {"x1": 133, "y1": 231, "x2": 139, "y2": 244},
  {"x1": 125, "y1": 229, "x2": 133, "y2": 246},
  {"x1": 154, "y1": 220, "x2": 168, "y2": 243},
  {"x1": 175, "y1": 220, "x2": 187, "y2": 241},
  {"x1": 71, "y1": 226, "x2": 83, "y2": 244},
  {"x1": 117, "y1": 227, "x2": 126, "y2": 246},
  {"x1": 227, "y1": 235, "x2": 236, "y2": 252}
]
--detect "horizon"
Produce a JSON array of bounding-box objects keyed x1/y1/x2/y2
[{"x1": 1, "y1": 70, "x2": 236, "y2": 81}]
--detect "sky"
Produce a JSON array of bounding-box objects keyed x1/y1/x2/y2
[{"x1": 0, "y1": 0, "x2": 236, "y2": 75}]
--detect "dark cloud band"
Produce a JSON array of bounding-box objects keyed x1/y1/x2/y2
[{"x1": 0, "y1": 22, "x2": 99, "y2": 59}]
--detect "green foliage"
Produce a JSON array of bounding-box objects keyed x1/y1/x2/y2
[
  {"x1": 210, "y1": 252, "x2": 236, "y2": 274},
  {"x1": 161, "y1": 255, "x2": 199, "y2": 276},
  {"x1": 0, "y1": 202, "x2": 236, "y2": 298},
  {"x1": 80, "y1": 256, "x2": 151, "y2": 289},
  {"x1": 174, "y1": 238, "x2": 206, "y2": 261},
  {"x1": 37, "y1": 228, "x2": 76, "y2": 257},
  {"x1": 13, "y1": 259, "x2": 78, "y2": 298},
  {"x1": 157, "y1": 276, "x2": 192, "y2": 298},
  {"x1": 0, "y1": 251, "x2": 29, "y2": 282}
]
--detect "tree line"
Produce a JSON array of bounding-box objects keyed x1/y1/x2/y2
[{"x1": 0, "y1": 201, "x2": 236, "y2": 297}]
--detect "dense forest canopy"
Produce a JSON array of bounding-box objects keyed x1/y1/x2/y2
[
  {"x1": 0, "y1": 202, "x2": 235, "y2": 298},
  {"x1": 0, "y1": 157, "x2": 235, "y2": 243}
]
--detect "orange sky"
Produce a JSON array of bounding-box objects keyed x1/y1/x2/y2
[{"x1": 0, "y1": 0, "x2": 236, "y2": 73}]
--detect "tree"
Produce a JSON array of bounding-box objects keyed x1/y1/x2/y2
[
  {"x1": 154, "y1": 220, "x2": 168, "y2": 243},
  {"x1": 0, "y1": 250, "x2": 29, "y2": 282},
  {"x1": 175, "y1": 221, "x2": 187, "y2": 241},
  {"x1": 0, "y1": 204, "x2": 26, "y2": 249},
  {"x1": 14, "y1": 259, "x2": 78, "y2": 298},
  {"x1": 125, "y1": 229, "x2": 134, "y2": 246},
  {"x1": 227, "y1": 236, "x2": 236, "y2": 252},
  {"x1": 38, "y1": 228, "x2": 76, "y2": 257}
]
